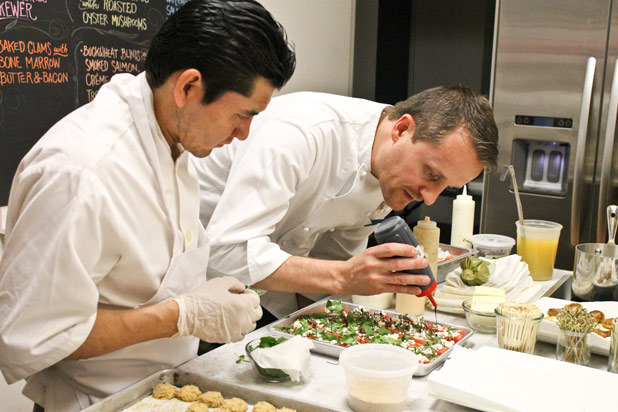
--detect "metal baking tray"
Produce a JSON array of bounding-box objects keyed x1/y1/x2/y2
[
  {"x1": 438, "y1": 243, "x2": 478, "y2": 283},
  {"x1": 82, "y1": 368, "x2": 341, "y2": 412},
  {"x1": 269, "y1": 300, "x2": 474, "y2": 377}
]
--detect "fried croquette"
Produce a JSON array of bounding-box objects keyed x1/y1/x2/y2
[
  {"x1": 177, "y1": 384, "x2": 202, "y2": 402},
  {"x1": 253, "y1": 401, "x2": 277, "y2": 412},
  {"x1": 187, "y1": 402, "x2": 210, "y2": 412},
  {"x1": 223, "y1": 397, "x2": 248, "y2": 412},
  {"x1": 152, "y1": 382, "x2": 177, "y2": 400},
  {"x1": 198, "y1": 390, "x2": 225, "y2": 407}
]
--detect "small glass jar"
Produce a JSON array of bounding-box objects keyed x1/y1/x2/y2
[
  {"x1": 556, "y1": 329, "x2": 591, "y2": 366},
  {"x1": 608, "y1": 318, "x2": 618, "y2": 373}
]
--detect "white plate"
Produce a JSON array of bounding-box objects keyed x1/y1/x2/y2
[{"x1": 534, "y1": 296, "x2": 616, "y2": 356}]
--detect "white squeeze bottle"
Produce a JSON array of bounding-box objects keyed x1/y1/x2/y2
[{"x1": 450, "y1": 185, "x2": 475, "y2": 248}]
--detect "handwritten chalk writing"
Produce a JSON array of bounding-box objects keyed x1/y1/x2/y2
[
  {"x1": 0, "y1": 1, "x2": 36, "y2": 21},
  {"x1": 110, "y1": 14, "x2": 146, "y2": 30},
  {"x1": 0, "y1": 39, "x2": 26, "y2": 53},
  {"x1": 84, "y1": 58, "x2": 109, "y2": 72},
  {"x1": 103, "y1": 0, "x2": 137, "y2": 14},
  {"x1": 27, "y1": 41, "x2": 51, "y2": 55},
  {"x1": 86, "y1": 89, "x2": 99, "y2": 101},
  {"x1": 0, "y1": 70, "x2": 68, "y2": 85},
  {"x1": 42, "y1": 71, "x2": 67, "y2": 83},
  {"x1": 111, "y1": 60, "x2": 137, "y2": 72},
  {"x1": 80, "y1": 0, "x2": 99, "y2": 10},
  {"x1": 166, "y1": 0, "x2": 185, "y2": 16},
  {"x1": 81, "y1": 44, "x2": 119, "y2": 59},
  {"x1": 120, "y1": 47, "x2": 146, "y2": 62},
  {"x1": 53, "y1": 43, "x2": 68, "y2": 57},
  {"x1": 25, "y1": 55, "x2": 60, "y2": 69},
  {"x1": 0, "y1": 55, "x2": 21, "y2": 69},
  {"x1": 82, "y1": 10, "x2": 108, "y2": 26},
  {"x1": 85, "y1": 72, "x2": 108, "y2": 86}
]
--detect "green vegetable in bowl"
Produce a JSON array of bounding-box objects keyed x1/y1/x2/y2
[
  {"x1": 460, "y1": 257, "x2": 490, "y2": 286},
  {"x1": 252, "y1": 336, "x2": 288, "y2": 349},
  {"x1": 246, "y1": 336, "x2": 290, "y2": 380}
]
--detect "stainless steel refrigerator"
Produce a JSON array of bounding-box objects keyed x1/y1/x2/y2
[{"x1": 481, "y1": 0, "x2": 618, "y2": 270}]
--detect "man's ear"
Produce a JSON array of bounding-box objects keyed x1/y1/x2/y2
[
  {"x1": 391, "y1": 114, "x2": 415, "y2": 142},
  {"x1": 173, "y1": 69, "x2": 204, "y2": 108}
]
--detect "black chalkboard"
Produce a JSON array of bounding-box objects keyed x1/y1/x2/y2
[{"x1": 0, "y1": 0, "x2": 188, "y2": 205}]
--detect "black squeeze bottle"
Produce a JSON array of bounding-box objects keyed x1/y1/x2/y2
[{"x1": 374, "y1": 216, "x2": 438, "y2": 308}]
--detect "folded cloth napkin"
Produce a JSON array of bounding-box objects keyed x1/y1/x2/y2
[
  {"x1": 431, "y1": 255, "x2": 534, "y2": 314},
  {"x1": 445, "y1": 254, "x2": 533, "y2": 300},
  {"x1": 250, "y1": 336, "x2": 314, "y2": 382}
]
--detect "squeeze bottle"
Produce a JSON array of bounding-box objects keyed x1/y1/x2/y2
[
  {"x1": 395, "y1": 216, "x2": 440, "y2": 315},
  {"x1": 450, "y1": 185, "x2": 475, "y2": 248},
  {"x1": 414, "y1": 216, "x2": 440, "y2": 277}
]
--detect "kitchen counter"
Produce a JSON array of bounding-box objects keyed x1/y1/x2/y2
[{"x1": 177, "y1": 269, "x2": 602, "y2": 411}]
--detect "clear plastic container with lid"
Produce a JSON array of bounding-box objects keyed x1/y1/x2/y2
[
  {"x1": 339, "y1": 344, "x2": 419, "y2": 412},
  {"x1": 470, "y1": 234, "x2": 515, "y2": 259}
]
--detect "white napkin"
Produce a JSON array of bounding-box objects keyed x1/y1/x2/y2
[
  {"x1": 445, "y1": 255, "x2": 533, "y2": 300},
  {"x1": 250, "y1": 336, "x2": 314, "y2": 382},
  {"x1": 428, "y1": 345, "x2": 618, "y2": 412},
  {"x1": 431, "y1": 255, "x2": 534, "y2": 314}
]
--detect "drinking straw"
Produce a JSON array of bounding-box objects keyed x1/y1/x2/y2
[{"x1": 501, "y1": 165, "x2": 525, "y2": 235}]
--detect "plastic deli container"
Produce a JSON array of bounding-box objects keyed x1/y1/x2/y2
[
  {"x1": 339, "y1": 344, "x2": 419, "y2": 412},
  {"x1": 470, "y1": 234, "x2": 515, "y2": 259}
]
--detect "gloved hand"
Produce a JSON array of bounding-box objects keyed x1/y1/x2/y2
[{"x1": 173, "y1": 276, "x2": 262, "y2": 343}]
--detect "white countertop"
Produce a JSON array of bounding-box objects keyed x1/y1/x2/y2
[{"x1": 179, "y1": 269, "x2": 605, "y2": 412}]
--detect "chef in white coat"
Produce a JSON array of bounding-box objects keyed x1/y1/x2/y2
[
  {"x1": 0, "y1": 2, "x2": 295, "y2": 411},
  {"x1": 193, "y1": 86, "x2": 499, "y2": 319}
]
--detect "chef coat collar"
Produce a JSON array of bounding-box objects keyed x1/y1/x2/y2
[{"x1": 357, "y1": 103, "x2": 390, "y2": 189}]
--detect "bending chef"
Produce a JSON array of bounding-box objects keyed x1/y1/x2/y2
[
  {"x1": 194, "y1": 85, "x2": 499, "y2": 320},
  {"x1": 0, "y1": 1, "x2": 295, "y2": 411}
]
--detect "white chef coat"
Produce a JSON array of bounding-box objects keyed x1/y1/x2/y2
[
  {"x1": 193, "y1": 92, "x2": 392, "y2": 318},
  {"x1": 0, "y1": 73, "x2": 207, "y2": 412}
]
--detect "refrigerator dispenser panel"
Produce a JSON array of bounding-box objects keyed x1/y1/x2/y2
[{"x1": 511, "y1": 140, "x2": 570, "y2": 196}]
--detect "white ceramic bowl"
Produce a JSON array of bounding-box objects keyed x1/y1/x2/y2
[{"x1": 339, "y1": 344, "x2": 419, "y2": 412}]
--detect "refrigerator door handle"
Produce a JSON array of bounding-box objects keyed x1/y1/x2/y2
[
  {"x1": 597, "y1": 58, "x2": 618, "y2": 242},
  {"x1": 571, "y1": 57, "x2": 597, "y2": 246}
]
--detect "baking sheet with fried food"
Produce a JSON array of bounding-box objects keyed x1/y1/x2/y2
[
  {"x1": 122, "y1": 383, "x2": 292, "y2": 412},
  {"x1": 535, "y1": 296, "x2": 617, "y2": 356},
  {"x1": 82, "y1": 369, "x2": 336, "y2": 412}
]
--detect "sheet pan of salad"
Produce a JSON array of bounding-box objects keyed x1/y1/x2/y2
[{"x1": 269, "y1": 299, "x2": 473, "y2": 376}]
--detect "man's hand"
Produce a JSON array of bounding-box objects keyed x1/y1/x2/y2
[
  {"x1": 174, "y1": 276, "x2": 262, "y2": 343},
  {"x1": 337, "y1": 242, "x2": 431, "y2": 296}
]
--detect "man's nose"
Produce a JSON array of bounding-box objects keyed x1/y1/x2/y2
[
  {"x1": 420, "y1": 187, "x2": 441, "y2": 206},
  {"x1": 233, "y1": 118, "x2": 252, "y2": 141}
]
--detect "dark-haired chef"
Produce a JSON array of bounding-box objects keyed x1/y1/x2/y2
[{"x1": 0, "y1": 1, "x2": 295, "y2": 411}]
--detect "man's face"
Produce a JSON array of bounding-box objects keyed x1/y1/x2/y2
[
  {"x1": 177, "y1": 76, "x2": 275, "y2": 157},
  {"x1": 375, "y1": 122, "x2": 484, "y2": 211}
]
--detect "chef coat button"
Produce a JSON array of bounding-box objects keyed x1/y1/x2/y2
[
  {"x1": 360, "y1": 170, "x2": 367, "y2": 177},
  {"x1": 185, "y1": 229, "x2": 192, "y2": 243},
  {"x1": 303, "y1": 226, "x2": 310, "y2": 232}
]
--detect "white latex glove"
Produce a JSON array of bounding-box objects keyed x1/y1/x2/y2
[{"x1": 173, "y1": 276, "x2": 262, "y2": 343}]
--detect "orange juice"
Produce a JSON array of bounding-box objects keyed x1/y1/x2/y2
[{"x1": 516, "y1": 236, "x2": 559, "y2": 281}]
